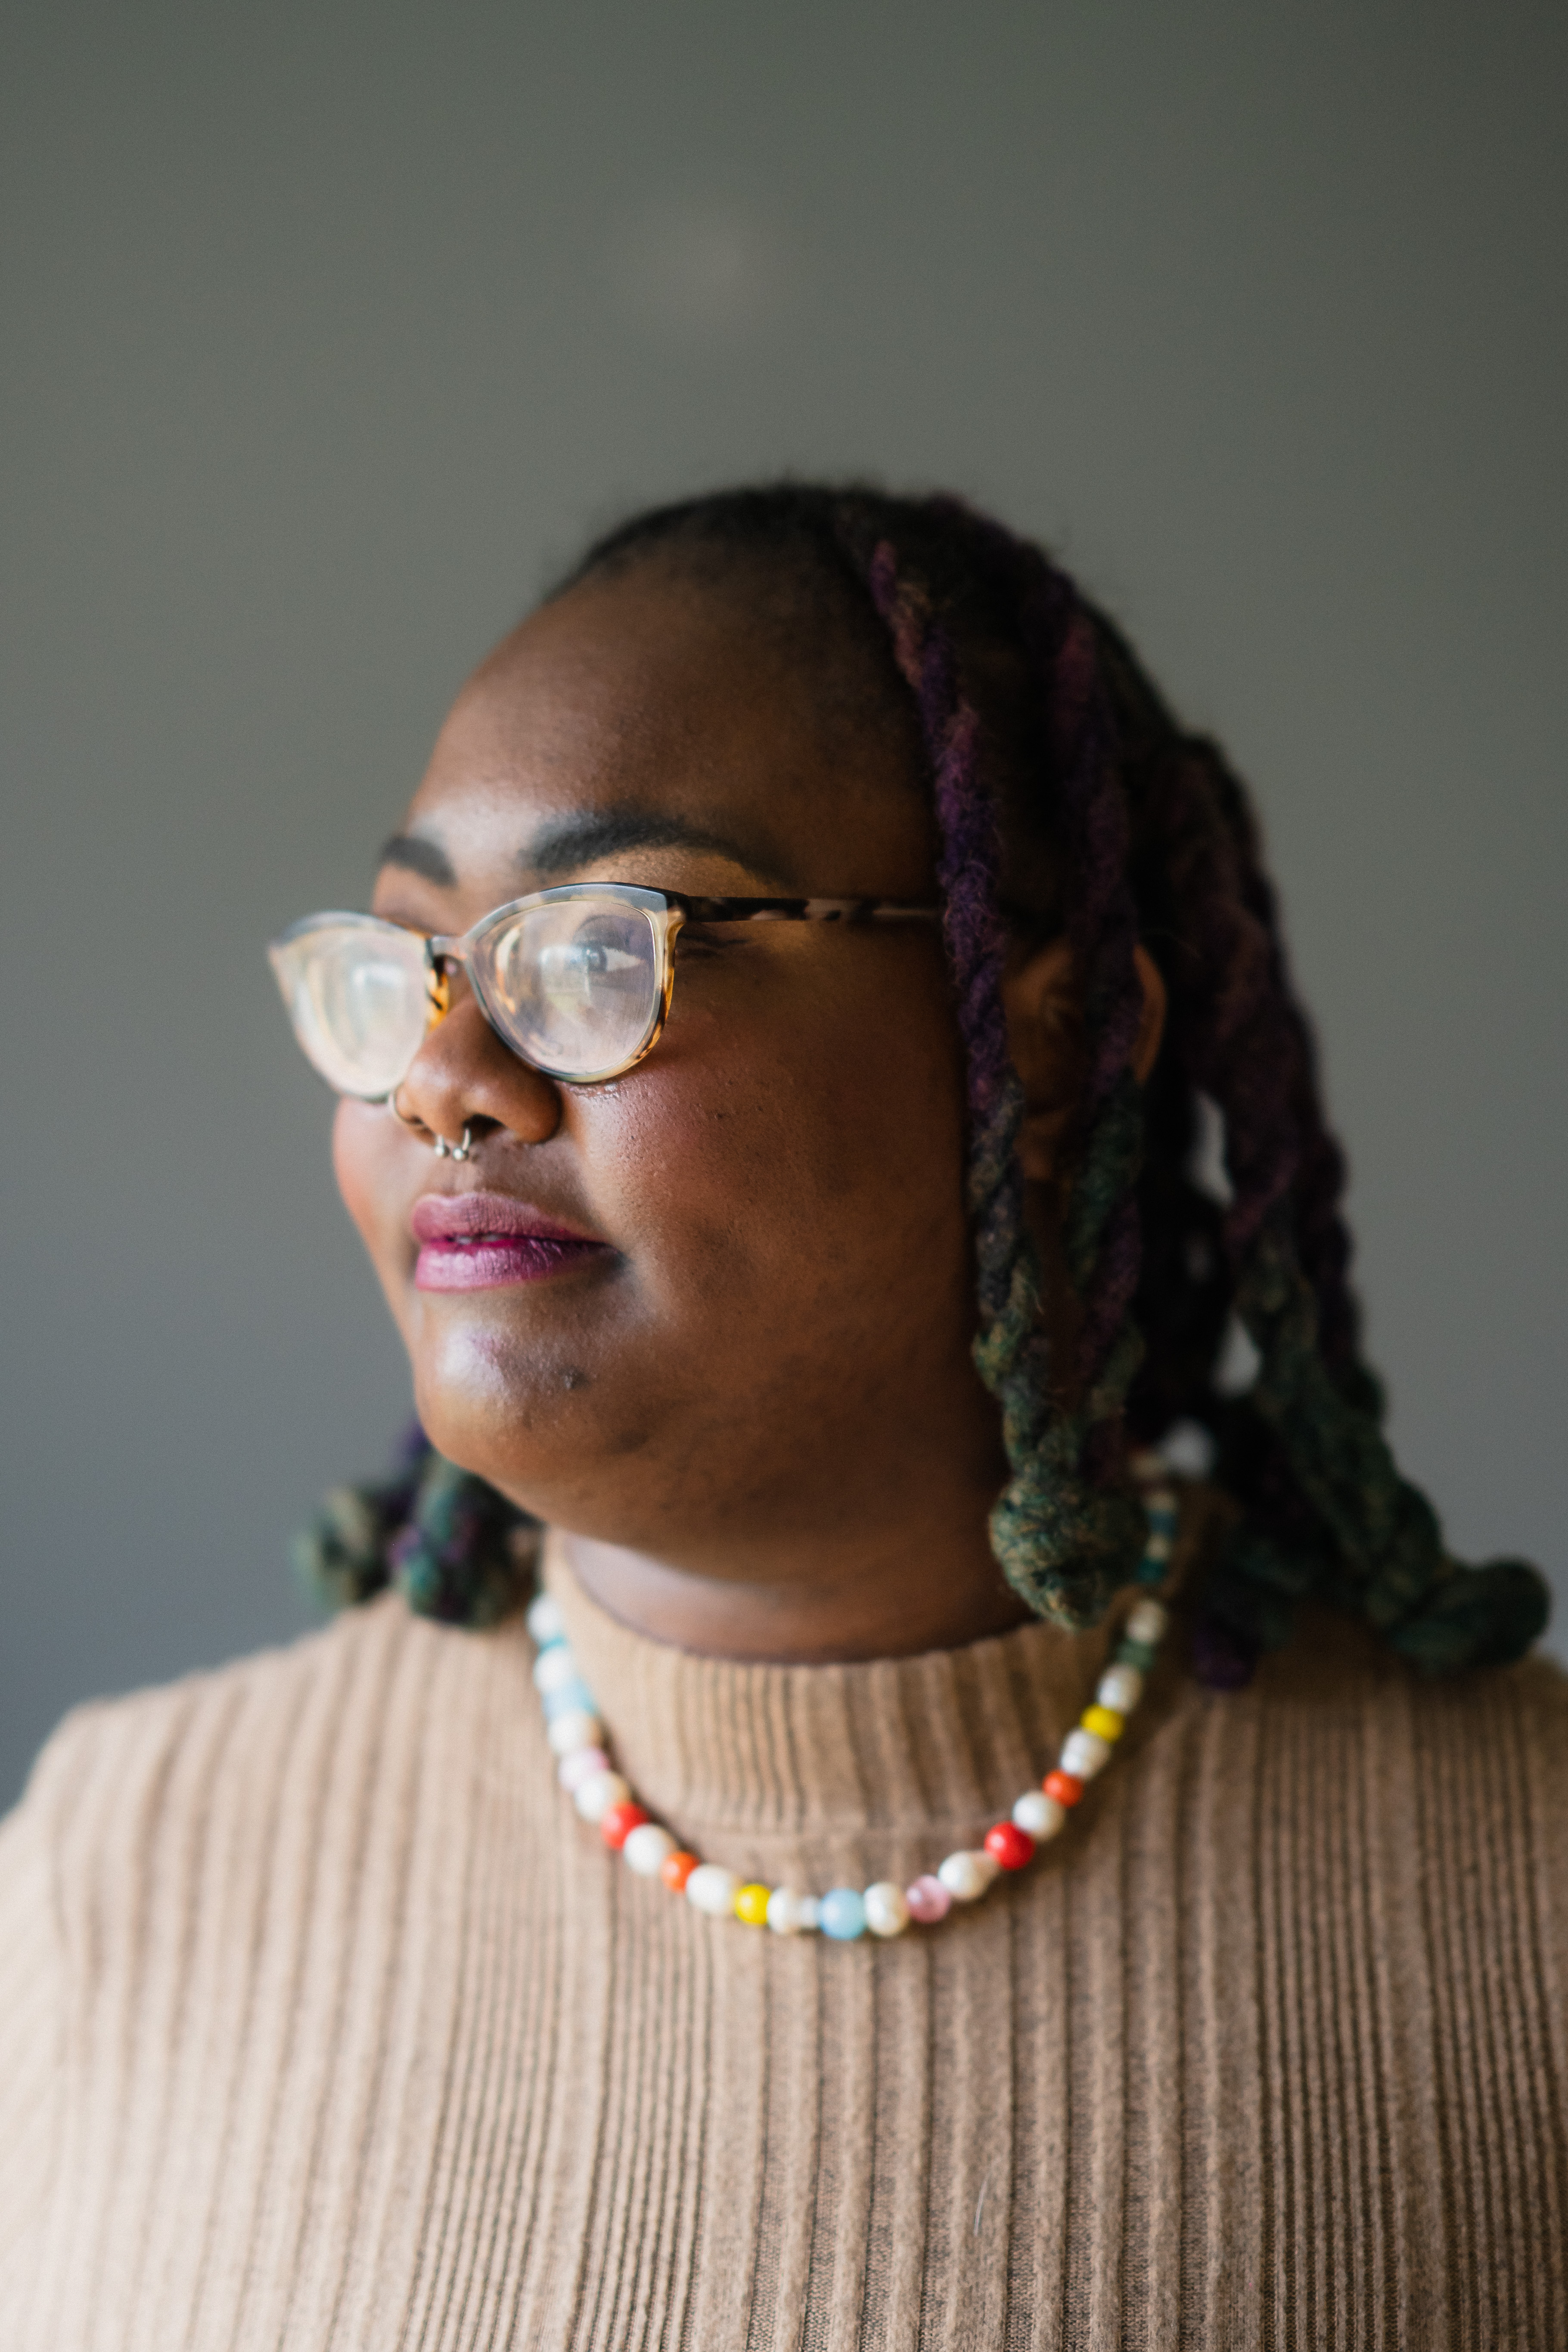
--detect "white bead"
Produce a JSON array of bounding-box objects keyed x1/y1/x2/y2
[
  {"x1": 863, "y1": 1882, "x2": 910, "y2": 1938},
  {"x1": 937, "y1": 1849, "x2": 994, "y2": 1902},
  {"x1": 1061, "y1": 1728, "x2": 1112, "y2": 1780},
  {"x1": 532, "y1": 1643, "x2": 580, "y2": 1694},
  {"x1": 526, "y1": 1592, "x2": 565, "y2": 1646},
  {"x1": 797, "y1": 1896, "x2": 822, "y2": 1931},
  {"x1": 766, "y1": 1887, "x2": 815, "y2": 1935},
  {"x1": 1012, "y1": 1790, "x2": 1067, "y2": 1841},
  {"x1": 573, "y1": 1769, "x2": 630, "y2": 1823},
  {"x1": 557, "y1": 1745, "x2": 610, "y2": 1792},
  {"x1": 546, "y1": 1708, "x2": 603, "y2": 1758},
  {"x1": 685, "y1": 1864, "x2": 740, "y2": 1918},
  {"x1": 1143, "y1": 1530, "x2": 1173, "y2": 1562},
  {"x1": 1127, "y1": 1598, "x2": 1169, "y2": 1645},
  {"x1": 1158, "y1": 1420, "x2": 1214, "y2": 1478},
  {"x1": 1097, "y1": 1664, "x2": 1143, "y2": 1714},
  {"x1": 622, "y1": 1823, "x2": 676, "y2": 1877}
]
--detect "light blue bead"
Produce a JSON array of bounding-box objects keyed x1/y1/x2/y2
[
  {"x1": 819, "y1": 1887, "x2": 867, "y2": 1942},
  {"x1": 542, "y1": 1678, "x2": 597, "y2": 1721}
]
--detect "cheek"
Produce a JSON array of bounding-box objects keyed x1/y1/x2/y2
[
  {"x1": 332, "y1": 1099, "x2": 416, "y2": 1337},
  {"x1": 595, "y1": 949, "x2": 971, "y2": 1345}
]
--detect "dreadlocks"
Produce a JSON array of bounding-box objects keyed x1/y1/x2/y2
[{"x1": 297, "y1": 483, "x2": 1548, "y2": 1682}]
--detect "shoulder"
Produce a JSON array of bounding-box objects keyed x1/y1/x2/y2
[
  {"x1": 1197, "y1": 1606, "x2": 1568, "y2": 1895},
  {"x1": 22, "y1": 1594, "x2": 411, "y2": 1815},
  {"x1": 13, "y1": 1596, "x2": 530, "y2": 1933},
  {"x1": 1252, "y1": 1601, "x2": 1568, "y2": 1743}
]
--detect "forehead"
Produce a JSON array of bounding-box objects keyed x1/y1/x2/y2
[{"x1": 400, "y1": 563, "x2": 934, "y2": 896}]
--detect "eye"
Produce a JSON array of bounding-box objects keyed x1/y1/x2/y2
[{"x1": 537, "y1": 916, "x2": 649, "y2": 996}]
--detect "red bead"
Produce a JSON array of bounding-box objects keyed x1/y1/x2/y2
[
  {"x1": 600, "y1": 1800, "x2": 650, "y2": 1851},
  {"x1": 984, "y1": 1820, "x2": 1035, "y2": 1872},
  {"x1": 1043, "y1": 1769, "x2": 1084, "y2": 1808},
  {"x1": 660, "y1": 1849, "x2": 699, "y2": 1893}
]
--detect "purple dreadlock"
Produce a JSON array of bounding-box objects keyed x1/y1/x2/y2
[
  {"x1": 852, "y1": 525, "x2": 1149, "y2": 1623},
  {"x1": 295, "y1": 481, "x2": 1549, "y2": 1682}
]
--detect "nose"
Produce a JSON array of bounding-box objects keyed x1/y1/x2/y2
[{"x1": 394, "y1": 980, "x2": 563, "y2": 1150}]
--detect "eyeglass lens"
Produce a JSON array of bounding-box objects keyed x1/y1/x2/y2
[
  {"x1": 269, "y1": 920, "x2": 430, "y2": 1098},
  {"x1": 476, "y1": 897, "x2": 661, "y2": 1082},
  {"x1": 270, "y1": 894, "x2": 666, "y2": 1096}
]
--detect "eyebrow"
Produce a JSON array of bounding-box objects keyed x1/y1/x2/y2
[
  {"x1": 520, "y1": 808, "x2": 792, "y2": 886},
  {"x1": 379, "y1": 832, "x2": 457, "y2": 885},
  {"x1": 376, "y1": 808, "x2": 795, "y2": 892}
]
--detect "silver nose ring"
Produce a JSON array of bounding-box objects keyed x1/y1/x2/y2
[{"x1": 386, "y1": 1089, "x2": 475, "y2": 1162}]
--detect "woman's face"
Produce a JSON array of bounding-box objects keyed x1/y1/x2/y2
[{"x1": 334, "y1": 561, "x2": 1009, "y2": 1584}]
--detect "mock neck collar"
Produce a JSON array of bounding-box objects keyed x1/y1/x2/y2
[{"x1": 543, "y1": 1534, "x2": 1154, "y2": 1851}]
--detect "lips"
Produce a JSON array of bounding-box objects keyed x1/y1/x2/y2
[{"x1": 411, "y1": 1191, "x2": 613, "y2": 1292}]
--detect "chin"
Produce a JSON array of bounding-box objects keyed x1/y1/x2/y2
[{"x1": 410, "y1": 1319, "x2": 653, "y2": 1519}]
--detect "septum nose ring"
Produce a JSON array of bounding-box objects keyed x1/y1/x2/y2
[{"x1": 388, "y1": 1089, "x2": 475, "y2": 1163}]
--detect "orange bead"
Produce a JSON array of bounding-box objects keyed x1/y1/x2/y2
[
  {"x1": 661, "y1": 1849, "x2": 699, "y2": 1893},
  {"x1": 1043, "y1": 1769, "x2": 1084, "y2": 1808},
  {"x1": 600, "y1": 1800, "x2": 650, "y2": 1851}
]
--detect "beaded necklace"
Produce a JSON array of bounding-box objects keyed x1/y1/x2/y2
[{"x1": 528, "y1": 1454, "x2": 1178, "y2": 1940}]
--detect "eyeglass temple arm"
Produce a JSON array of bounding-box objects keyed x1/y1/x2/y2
[{"x1": 671, "y1": 896, "x2": 941, "y2": 925}]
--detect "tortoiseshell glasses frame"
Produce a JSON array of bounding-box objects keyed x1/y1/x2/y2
[{"x1": 269, "y1": 881, "x2": 942, "y2": 1099}]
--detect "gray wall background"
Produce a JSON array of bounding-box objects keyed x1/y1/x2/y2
[{"x1": 3, "y1": 2, "x2": 1564, "y2": 1806}]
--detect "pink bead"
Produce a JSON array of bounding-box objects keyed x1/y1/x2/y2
[
  {"x1": 558, "y1": 1746, "x2": 610, "y2": 1792},
  {"x1": 906, "y1": 1874, "x2": 952, "y2": 1924}
]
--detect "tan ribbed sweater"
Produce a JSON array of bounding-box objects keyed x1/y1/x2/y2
[{"x1": 2, "y1": 1528, "x2": 1566, "y2": 2350}]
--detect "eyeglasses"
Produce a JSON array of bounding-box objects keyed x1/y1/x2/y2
[{"x1": 268, "y1": 882, "x2": 941, "y2": 1097}]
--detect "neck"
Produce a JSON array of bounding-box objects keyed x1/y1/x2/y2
[{"x1": 560, "y1": 1508, "x2": 1034, "y2": 1665}]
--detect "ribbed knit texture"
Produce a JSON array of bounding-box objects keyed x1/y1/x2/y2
[{"x1": 2, "y1": 1520, "x2": 1565, "y2": 2349}]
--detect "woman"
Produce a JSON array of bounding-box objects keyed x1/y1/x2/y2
[{"x1": 2, "y1": 485, "x2": 1562, "y2": 2349}]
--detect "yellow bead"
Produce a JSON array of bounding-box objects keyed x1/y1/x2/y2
[
  {"x1": 734, "y1": 1882, "x2": 772, "y2": 1926},
  {"x1": 1081, "y1": 1703, "x2": 1125, "y2": 1743}
]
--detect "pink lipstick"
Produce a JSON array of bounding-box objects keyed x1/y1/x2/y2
[{"x1": 412, "y1": 1192, "x2": 613, "y2": 1292}]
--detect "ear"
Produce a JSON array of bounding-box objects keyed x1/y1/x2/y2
[{"x1": 1001, "y1": 938, "x2": 1167, "y2": 1183}]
